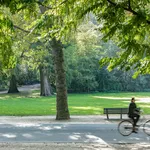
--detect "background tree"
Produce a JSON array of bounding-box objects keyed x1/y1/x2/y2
[
  {"x1": 64, "y1": 20, "x2": 150, "y2": 92},
  {"x1": 8, "y1": 71, "x2": 19, "y2": 93},
  {"x1": 29, "y1": 41, "x2": 53, "y2": 96}
]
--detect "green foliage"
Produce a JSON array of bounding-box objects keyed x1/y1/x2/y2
[
  {"x1": 92, "y1": 0, "x2": 150, "y2": 76},
  {"x1": 64, "y1": 21, "x2": 101, "y2": 92},
  {"x1": 0, "y1": 72, "x2": 8, "y2": 90},
  {"x1": 63, "y1": 22, "x2": 149, "y2": 93},
  {"x1": 0, "y1": 8, "x2": 14, "y2": 68},
  {"x1": 1, "y1": 0, "x2": 150, "y2": 77},
  {"x1": 52, "y1": 0, "x2": 150, "y2": 77}
]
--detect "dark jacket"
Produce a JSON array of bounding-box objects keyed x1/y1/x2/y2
[{"x1": 128, "y1": 102, "x2": 137, "y2": 117}]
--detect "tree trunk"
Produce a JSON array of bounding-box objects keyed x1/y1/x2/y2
[
  {"x1": 51, "y1": 38, "x2": 70, "y2": 120},
  {"x1": 8, "y1": 74, "x2": 19, "y2": 93},
  {"x1": 39, "y1": 66, "x2": 52, "y2": 96},
  {"x1": 39, "y1": 4, "x2": 70, "y2": 119}
]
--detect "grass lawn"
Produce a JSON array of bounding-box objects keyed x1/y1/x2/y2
[{"x1": 0, "y1": 91, "x2": 150, "y2": 116}]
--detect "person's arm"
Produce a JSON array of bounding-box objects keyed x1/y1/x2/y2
[{"x1": 128, "y1": 103, "x2": 132, "y2": 114}]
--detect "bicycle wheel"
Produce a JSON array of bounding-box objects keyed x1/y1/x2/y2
[
  {"x1": 118, "y1": 120, "x2": 133, "y2": 136},
  {"x1": 143, "y1": 120, "x2": 150, "y2": 136}
]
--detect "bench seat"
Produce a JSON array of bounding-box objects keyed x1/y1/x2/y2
[{"x1": 104, "y1": 108, "x2": 128, "y2": 119}]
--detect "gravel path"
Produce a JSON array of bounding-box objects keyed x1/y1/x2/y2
[
  {"x1": 0, "y1": 143, "x2": 116, "y2": 150},
  {"x1": 0, "y1": 142, "x2": 150, "y2": 150}
]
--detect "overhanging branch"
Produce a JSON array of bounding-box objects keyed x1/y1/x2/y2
[
  {"x1": 36, "y1": 0, "x2": 68, "y2": 10},
  {"x1": 128, "y1": 0, "x2": 131, "y2": 9},
  {"x1": 107, "y1": 0, "x2": 150, "y2": 25},
  {"x1": 36, "y1": 0, "x2": 52, "y2": 9},
  {"x1": 13, "y1": 25, "x2": 40, "y2": 36},
  {"x1": 14, "y1": 25, "x2": 30, "y2": 33}
]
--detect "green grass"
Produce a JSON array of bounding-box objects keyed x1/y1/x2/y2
[{"x1": 0, "y1": 91, "x2": 150, "y2": 116}]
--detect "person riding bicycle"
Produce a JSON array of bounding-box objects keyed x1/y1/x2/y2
[{"x1": 128, "y1": 97, "x2": 140, "y2": 133}]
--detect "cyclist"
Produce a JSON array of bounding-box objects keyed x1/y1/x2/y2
[{"x1": 128, "y1": 97, "x2": 140, "y2": 133}]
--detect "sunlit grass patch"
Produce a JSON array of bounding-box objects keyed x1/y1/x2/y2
[{"x1": 93, "y1": 96, "x2": 130, "y2": 100}]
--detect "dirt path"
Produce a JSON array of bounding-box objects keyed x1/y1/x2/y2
[{"x1": 0, "y1": 84, "x2": 40, "y2": 94}]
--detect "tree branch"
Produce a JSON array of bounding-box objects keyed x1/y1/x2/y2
[
  {"x1": 107, "y1": 0, "x2": 150, "y2": 25},
  {"x1": 107, "y1": 0, "x2": 117, "y2": 6},
  {"x1": 13, "y1": 25, "x2": 30, "y2": 33},
  {"x1": 36, "y1": 0, "x2": 68, "y2": 10},
  {"x1": 59, "y1": 0, "x2": 68, "y2": 6},
  {"x1": 36, "y1": 1, "x2": 52, "y2": 10},
  {"x1": 13, "y1": 25, "x2": 40, "y2": 36},
  {"x1": 128, "y1": 0, "x2": 131, "y2": 9}
]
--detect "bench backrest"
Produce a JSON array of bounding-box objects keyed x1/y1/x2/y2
[{"x1": 104, "y1": 108, "x2": 128, "y2": 114}]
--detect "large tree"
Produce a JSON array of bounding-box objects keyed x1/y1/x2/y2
[{"x1": 0, "y1": 0, "x2": 70, "y2": 120}]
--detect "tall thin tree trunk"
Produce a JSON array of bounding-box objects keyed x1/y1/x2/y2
[
  {"x1": 39, "y1": 66, "x2": 52, "y2": 96},
  {"x1": 8, "y1": 74, "x2": 19, "y2": 93},
  {"x1": 51, "y1": 38, "x2": 70, "y2": 120}
]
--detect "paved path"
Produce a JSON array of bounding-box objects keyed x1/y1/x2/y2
[
  {"x1": 0, "y1": 115, "x2": 150, "y2": 149},
  {"x1": 0, "y1": 123, "x2": 150, "y2": 143}
]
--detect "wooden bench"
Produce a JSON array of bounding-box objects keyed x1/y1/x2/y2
[{"x1": 104, "y1": 108, "x2": 128, "y2": 119}]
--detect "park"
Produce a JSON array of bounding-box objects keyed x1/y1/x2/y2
[{"x1": 1, "y1": 0, "x2": 150, "y2": 149}]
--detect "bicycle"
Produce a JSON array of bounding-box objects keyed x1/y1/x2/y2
[{"x1": 118, "y1": 110, "x2": 150, "y2": 136}]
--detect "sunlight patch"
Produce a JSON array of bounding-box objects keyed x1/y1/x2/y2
[
  {"x1": 0, "y1": 95, "x2": 11, "y2": 100},
  {"x1": 38, "y1": 126, "x2": 53, "y2": 130},
  {"x1": 15, "y1": 123, "x2": 40, "y2": 127},
  {"x1": 93, "y1": 96, "x2": 130, "y2": 100},
  {"x1": 22, "y1": 133, "x2": 33, "y2": 138},
  {"x1": 2, "y1": 134, "x2": 16, "y2": 138},
  {"x1": 38, "y1": 125, "x2": 62, "y2": 130},
  {"x1": 137, "y1": 98, "x2": 150, "y2": 103},
  {"x1": 31, "y1": 93, "x2": 40, "y2": 98},
  {"x1": 72, "y1": 106, "x2": 100, "y2": 110},
  {"x1": 93, "y1": 96, "x2": 150, "y2": 103},
  {"x1": 139, "y1": 105, "x2": 150, "y2": 108},
  {"x1": 69, "y1": 135, "x2": 81, "y2": 140},
  {"x1": 85, "y1": 135, "x2": 108, "y2": 144},
  {"x1": 53, "y1": 126, "x2": 62, "y2": 129}
]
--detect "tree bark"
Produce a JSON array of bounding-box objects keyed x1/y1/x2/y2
[
  {"x1": 39, "y1": 66, "x2": 52, "y2": 96},
  {"x1": 8, "y1": 74, "x2": 19, "y2": 93},
  {"x1": 51, "y1": 38, "x2": 70, "y2": 120}
]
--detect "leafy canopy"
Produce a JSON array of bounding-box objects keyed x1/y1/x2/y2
[
  {"x1": 1, "y1": 0, "x2": 150, "y2": 77},
  {"x1": 54, "y1": 0, "x2": 150, "y2": 77}
]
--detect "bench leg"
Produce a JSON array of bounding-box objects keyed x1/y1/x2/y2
[
  {"x1": 120, "y1": 114, "x2": 122, "y2": 119},
  {"x1": 107, "y1": 113, "x2": 109, "y2": 119}
]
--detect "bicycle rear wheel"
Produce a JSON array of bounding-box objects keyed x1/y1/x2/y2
[
  {"x1": 143, "y1": 120, "x2": 150, "y2": 136},
  {"x1": 118, "y1": 120, "x2": 133, "y2": 136}
]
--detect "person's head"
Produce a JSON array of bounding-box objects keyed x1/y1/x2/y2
[{"x1": 131, "y1": 97, "x2": 135, "y2": 103}]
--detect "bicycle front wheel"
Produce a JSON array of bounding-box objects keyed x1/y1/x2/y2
[
  {"x1": 118, "y1": 120, "x2": 133, "y2": 136},
  {"x1": 143, "y1": 120, "x2": 150, "y2": 136}
]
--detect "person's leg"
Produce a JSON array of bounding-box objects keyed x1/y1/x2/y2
[
  {"x1": 135, "y1": 114, "x2": 140, "y2": 126},
  {"x1": 130, "y1": 116, "x2": 138, "y2": 133},
  {"x1": 131, "y1": 114, "x2": 140, "y2": 133},
  {"x1": 131, "y1": 116, "x2": 136, "y2": 127}
]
